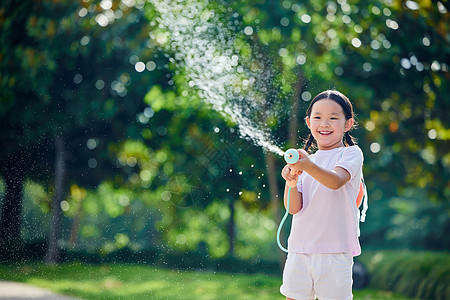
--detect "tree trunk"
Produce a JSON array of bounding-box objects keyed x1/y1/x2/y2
[
  {"x1": 226, "y1": 197, "x2": 235, "y2": 257},
  {"x1": 289, "y1": 72, "x2": 304, "y2": 148},
  {"x1": 68, "y1": 198, "x2": 83, "y2": 248},
  {"x1": 0, "y1": 151, "x2": 25, "y2": 247},
  {"x1": 264, "y1": 152, "x2": 286, "y2": 271},
  {"x1": 45, "y1": 135, "x2": 66, "y2": 264},
  {"x1": 289, "y1": 94, "x2": 299, "y2": 148}
]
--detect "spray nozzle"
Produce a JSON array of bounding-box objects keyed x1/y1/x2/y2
[{"x1": 284, "y1": 148, "x2": 300, "y2": 164}]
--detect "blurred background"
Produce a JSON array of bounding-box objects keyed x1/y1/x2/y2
[{"x1": 0, "y1": 0, "x2": 448, "y2": 299}]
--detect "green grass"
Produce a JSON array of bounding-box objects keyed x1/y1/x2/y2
[{"x1": 0, "y1": 263, "x2": 414, "y2": 299}]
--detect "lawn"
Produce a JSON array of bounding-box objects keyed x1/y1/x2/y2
[{"x1": 0, "y1": 263, "x2": 414, "y2": 299}]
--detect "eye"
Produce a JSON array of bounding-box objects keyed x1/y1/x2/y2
[
  {"x1": 314, "y1": 116, "x2": 321, "y2": 119},
  {"x1": 330, "y1": 117, "x2": 338, "y2": 120}
]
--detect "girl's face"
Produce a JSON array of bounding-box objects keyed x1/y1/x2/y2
[{"x1": 305, "y1": 99, "x2": 354, "y2": 150}]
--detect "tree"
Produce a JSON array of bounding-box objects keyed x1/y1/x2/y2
[
  {"x1": 0, "y1": 0, "x2": 51, "y2": 249},
  {"x1": 0, "y1": 0, "x2": 159, "y2": 261}
]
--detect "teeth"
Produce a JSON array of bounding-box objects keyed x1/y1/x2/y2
[{"x1": 319, "y1": 131, "x2": 332, "y2": 135}]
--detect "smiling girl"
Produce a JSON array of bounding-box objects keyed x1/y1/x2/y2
[{"x1": 280, "y1": 90, "x2": 365, "y2": 300}]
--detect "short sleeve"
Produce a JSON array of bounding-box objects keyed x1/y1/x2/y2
[
  {"x1": 335, "y1": 146, "x2": 364, "y2": 180},
  {"x1": 296, "y1": 173, "x2": 303, "y2": 193}
]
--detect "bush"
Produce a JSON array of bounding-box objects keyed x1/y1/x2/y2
[
  {"x1": 359, "y1": 251, "x2": 450, "y2": 300},
  {"x1": 0, "y1": 240, "x2": 47, "y2": 263},
  {"x1": 6, "y1": 241, "x2": 280, "y2": 275}
]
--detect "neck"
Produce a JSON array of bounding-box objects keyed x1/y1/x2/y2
[{"x1": 317, "y1": 142, "x2": 344, "y2": 151}]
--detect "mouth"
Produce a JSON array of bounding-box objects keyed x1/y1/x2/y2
[{"x1": 318, "y1": 131, "x2": 333, "y2": 135}]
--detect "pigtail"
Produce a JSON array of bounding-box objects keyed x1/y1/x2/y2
[
  {"x1": 304, "y1": 134, "x2": 315, "y2": 152},
  {"x1": 344, "y1": 132, "x2": 356, "y2": 146}
]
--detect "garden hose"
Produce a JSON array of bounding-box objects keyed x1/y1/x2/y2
[{"x1": 277, "y1": 149, "x2": 300, "y2": 253}]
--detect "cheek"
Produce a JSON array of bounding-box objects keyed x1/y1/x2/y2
[
  {"x1": 309, "y1": 120, "x2": 320, "y2": 127},
  {"x1": 333, "y1": 120, "x2": 347, "y2": 130}
]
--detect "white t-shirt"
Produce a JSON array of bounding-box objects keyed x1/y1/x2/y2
[{"x1": 287, "y1": 145, "x2": 363, "y2": 256}]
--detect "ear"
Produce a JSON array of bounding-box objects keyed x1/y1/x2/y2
[
  {"x1": 345, "y1": 118, "x2": 354, "y2": 132},
  {"x1": 305, "y1": 116, "x2": 311, "y2": 129}
]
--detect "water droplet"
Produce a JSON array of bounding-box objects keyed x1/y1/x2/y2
[
  {"x1": 146, "y1": 61, "x2": 156, "y2": 71},
  {"x1": 74, "y1": 74, "x2": 83, "y2": 84},
  {"x1": 351, "y1": 38, "x2": 362, "y2": 48},
  {"x1": 370, "y1": 142, "x2": 381, "y2": 153},
  {"x1": 244, "y1": 26, "x2": 253, "y2": 35},
  {"x1": 135, "y1": 62, "x2": 146, "y2": 72},
  {"x1": 60, "y1": 201, "x2": 70, "y2": 211},
  {"x1": 300, "y1": 14, "x2": 311, "y2": 23},
  {"x1": 88, "y1": 158, "x2": 97, "y2": 168}
]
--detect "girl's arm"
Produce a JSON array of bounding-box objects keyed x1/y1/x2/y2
[
  {"x1": 281, "y1": 165, "x2": 303, "y2": 214},
  {"x1": 292, "y1": 149, "x2": 351, "y2": 190},
  {"x1": 302, "y1": 164, "x2": 350, "y2": 190},
  {"x1": 283, "y1": 182, "x2": 303, "y2": 214}
]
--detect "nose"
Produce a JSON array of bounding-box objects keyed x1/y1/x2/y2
[{"x1": 320, "y1": 120, "x2": 330, "y2": 127}]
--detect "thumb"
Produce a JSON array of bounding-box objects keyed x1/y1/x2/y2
[{"x1": 297, "y1": 149, "x2": 309, "y2": 159}]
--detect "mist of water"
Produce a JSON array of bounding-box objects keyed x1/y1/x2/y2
[{"x1": 149, "y1": 0, "x2": 286, "y2": 156}]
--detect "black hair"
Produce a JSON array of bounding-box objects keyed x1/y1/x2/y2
[{"x1": 304, "y1": 90, "x2": 357, "y2": 152}]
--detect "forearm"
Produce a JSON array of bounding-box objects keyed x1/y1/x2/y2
[
  {"x1": 303, "y1": 163, "x2": 348, "y2": 190},
  {"x1": 283, "y1": 182, "x2": 302, "y2": 214}
]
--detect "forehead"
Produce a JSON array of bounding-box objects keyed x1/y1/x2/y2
[{"x1": 310, "y1": 99, "x2": 344, "y2": 115}]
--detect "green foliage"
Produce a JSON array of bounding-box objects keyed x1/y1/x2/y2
[
  {"x1": 1, "y1": 0, "x2": 449, "y2": 272},
  {"x1": 158, "y1": 200, "x2": 279, "y2": 260},
  {"x1": 0, "y1": 0, "x2": 162, "y2": 184},
  {"x1": 144, "y1": 85, "x2": 177, "y2": 111},
  {"x1": 360, "y1": 185, "x2": 450, "y2": 250},
  {"x1": 359, "y1": 250, "x2": 450, "y2": 300}
]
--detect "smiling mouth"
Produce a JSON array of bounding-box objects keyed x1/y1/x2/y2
[{"x1": 318, "y1": 131, "x2": 332, "y2": 135}]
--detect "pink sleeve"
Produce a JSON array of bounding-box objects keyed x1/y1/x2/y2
[{"x1": 335, "y1": 146, "x2": 364, "y2": 180}]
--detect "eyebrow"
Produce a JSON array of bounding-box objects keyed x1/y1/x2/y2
[{"x1": 312, "y1": 112, "x2": 340, "y2": 116}]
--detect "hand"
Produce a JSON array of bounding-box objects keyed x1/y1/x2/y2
[
  {"x1": 289, "y1": 149, "x2": 310, "y2": 173},
  {"x1": 281, "y1": 164, "x2": 302, "y2": 188}
]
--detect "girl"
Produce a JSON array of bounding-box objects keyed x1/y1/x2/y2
[{"x1": 280, "y1": 90, "x2": 364, "y2": 300}]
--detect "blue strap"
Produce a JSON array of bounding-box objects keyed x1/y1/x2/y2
[{"x1": 277, "y1": 186, "x2": 291, "y2": 253}]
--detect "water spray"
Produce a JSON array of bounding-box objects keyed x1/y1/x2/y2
[{"x1": 276, "y1": 148, "x2": 300, "y2": 253}]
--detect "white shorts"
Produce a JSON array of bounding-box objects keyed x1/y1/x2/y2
[{"x1": 280, "y1": 252, "x2": 353, "y2": 300}]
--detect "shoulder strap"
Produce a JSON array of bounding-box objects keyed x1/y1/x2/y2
[
  {"x1": 360, "y1": 177, "x2": 368, "y2": 222},
  {"x1": 339, "y1": 147, "x2": 369, "y2": 223}
]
